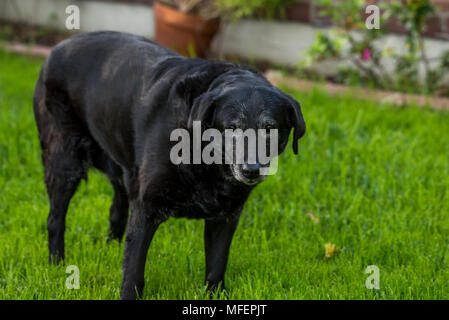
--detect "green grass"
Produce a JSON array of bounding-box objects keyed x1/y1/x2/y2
[{"x1": 1, "y1": 49, "x2": 449, "y2": 300}]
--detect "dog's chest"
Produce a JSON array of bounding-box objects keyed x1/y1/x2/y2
[{"x1": 170, "y1": 179, "x2": 250, "y2": 220}]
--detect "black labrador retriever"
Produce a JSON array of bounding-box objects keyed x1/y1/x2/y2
[{"x1": 33, "y1": 31, "x2": 306, "y2": 299}]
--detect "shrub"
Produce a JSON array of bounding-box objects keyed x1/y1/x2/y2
[
  {"x1": 215, "y1": 0, "x2": 296, "y2": 21},
  {"x1": 158, "y1": 0, "x2": 221, "y2": 19},
  {"x1": 302, "y1": 0, "x2": 449, "y2": 97}
]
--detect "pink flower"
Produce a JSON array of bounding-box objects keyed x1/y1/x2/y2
[{"x1": 362, "y1": 48, "x2": 371, "y2": 61}]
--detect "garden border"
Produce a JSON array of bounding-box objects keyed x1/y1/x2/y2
[
  {"x1": 265, "y1": 70, "x2": 449, "y2": 112},
  {"x1": 3, "y1": 42, "x2": 51, "y2": 57}
]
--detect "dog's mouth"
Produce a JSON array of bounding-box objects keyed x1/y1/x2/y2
[{"x1": 230, "y1": 164, "x2": 266, "y2": 186}]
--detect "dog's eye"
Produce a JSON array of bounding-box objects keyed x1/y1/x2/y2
[{"x1": 227, "y1": 124, "x2": 238, "y2": 130}]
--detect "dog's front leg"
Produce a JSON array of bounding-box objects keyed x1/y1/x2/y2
[
  {"x1": 204, "y1": 215, "x2": 241, "y2": 294},
  {"x1": 120, "y1": 200, "x2": 160, "y2": 300}
]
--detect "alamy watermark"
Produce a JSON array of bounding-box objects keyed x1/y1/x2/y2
[
  {"x1": 170, "y1": 121, "x2": 279, "y2": 175},
  {"x1": 365, "y1": 5, "x2": 380, "y2": 30},
  {"x1": 65, "y1": 5, "x2": 80, "y2": 30},
  {"x1": 66, "y1": 265, "x2": 80, "y2": 289},
  {"x1": 365, "y1": 265, "x2": 380, "y2": 290}
]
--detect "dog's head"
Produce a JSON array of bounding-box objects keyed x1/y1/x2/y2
[{"x1": 183, "y1": 66, "x2": 306, "y2": 186}]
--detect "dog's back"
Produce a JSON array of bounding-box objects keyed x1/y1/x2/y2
[
  {"x1": 42, "y1": 31, "x2": 178, "y2": 92},
  {"x1": 34, "y1": 31, "x2": 182, "y2": 169}
]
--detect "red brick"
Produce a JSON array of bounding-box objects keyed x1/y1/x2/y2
[
  {"x1": 286, "y1": 2, "x2": 311, "y2": 22},
  {"x1": 285, "y1": 0, "x2": 449, "y2": 39},
  {"x1": 422, "y1": 15, "x2": 442, "y2": 37},
  {"x1": 431, "y1": 0, "x2": 449, "y2": 12},
  {"x1": 445, "y1": 16, "x2": 449, "y2": 36},
  {"x1": 385, "y1": 17, "x2": 407, "y2": 35}
]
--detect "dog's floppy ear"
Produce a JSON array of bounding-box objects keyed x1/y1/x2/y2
[
  {"x1": 175, "y1": 62, "x2": 234, "y2": 106},
  {"x1": 285, "y1": 95, "x2": 306, "y2": 155},
  {"x1": 187, "y1": 91, "x2": 218, "y2": 129},
  {"x1": 173, "y1": 62, "x2": 234, "y2": 129}
]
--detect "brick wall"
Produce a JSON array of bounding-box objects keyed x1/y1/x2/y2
[
  {"x1": 93, "y1": 0, "x2": 449, "y2": 40},
  {"x1": 285, "y1": 0, "x2": 449, "y2": 40}
]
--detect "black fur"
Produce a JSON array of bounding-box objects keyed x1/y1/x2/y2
[{"x1": 33, "y1": 31, "x2": 306, "y2": 299}]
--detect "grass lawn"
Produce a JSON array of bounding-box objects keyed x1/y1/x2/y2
[{"x1": 1, "y1": 49, "x2": 449, "y2": 300}]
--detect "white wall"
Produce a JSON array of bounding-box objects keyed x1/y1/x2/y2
[
  {"x1": 211, "y1": 21, "x2": 319, "y2": 65},
  {"x1": 211, "y1": 20, "x2": 449, "y2": 68},
  {"x1": 0, "y1": 0, "x2": 154, "y2": 37}
]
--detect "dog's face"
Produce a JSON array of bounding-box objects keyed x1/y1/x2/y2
[{"x1": 188, "y1": 83, "x2": 306, "y2": 186}]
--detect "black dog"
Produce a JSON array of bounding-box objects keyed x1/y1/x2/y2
[{"x1": 33, "y1": 31, "x2": 305, "y2": 299}]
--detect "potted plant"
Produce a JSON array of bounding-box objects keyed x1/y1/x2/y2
[
  {"x1": 214, "y1": 0, "x2": 296, "y2": 21},
  {"x1": 154, "y1": 0, "x2": 221, "y2": 57}
]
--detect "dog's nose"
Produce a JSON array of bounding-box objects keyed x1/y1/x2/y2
[{"x1": 242, "y1": 163, "x2": 260, "y2": 180}]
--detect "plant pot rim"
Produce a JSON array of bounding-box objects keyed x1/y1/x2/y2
[{"x1": 154, "y1": 1, "x2": 220, "y2": 33}]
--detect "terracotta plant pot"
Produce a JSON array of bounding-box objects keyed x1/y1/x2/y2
[{"x1": 154, "y1": 1, "x2": 220, "y2": 57}]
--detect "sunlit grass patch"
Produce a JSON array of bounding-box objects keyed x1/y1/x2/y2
[{"x1": 0, "y1": 49, "x2": 448, "y2": 299}]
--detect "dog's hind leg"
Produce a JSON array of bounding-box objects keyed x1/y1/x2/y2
[
  {"x1": 107, "y1": 176, "x2": 129, "y2": 241},
  {"x1": 91, "y1": 152, "x2": 130, "y2": 242},
  {"x1": 45, "y1": 148, "x2": 87, "y2": 263},
  {"x1": 34, "y1": 79, "x2": 90, "y2": 263}
]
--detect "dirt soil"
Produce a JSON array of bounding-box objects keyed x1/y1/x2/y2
[{"x1": 0, "y1": 20, "x2": 73, "y2": 47}]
